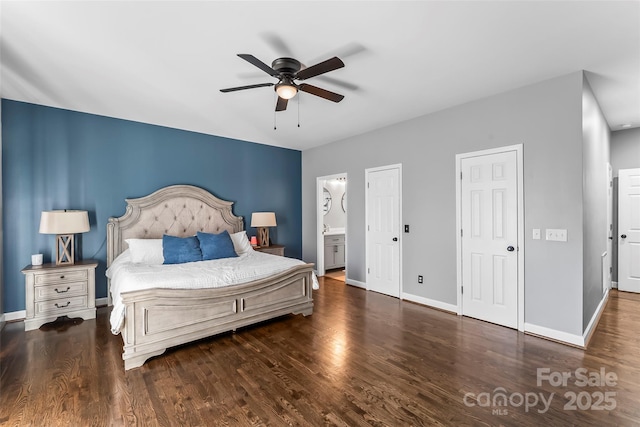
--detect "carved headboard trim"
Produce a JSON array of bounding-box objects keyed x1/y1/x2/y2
[{"x1": 107, "y1": 185, "x2": 244, "y2": 266}]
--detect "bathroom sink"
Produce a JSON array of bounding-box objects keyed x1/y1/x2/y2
[{"x1": 323, "y1": 228, "x2": 345, "y2": 236}]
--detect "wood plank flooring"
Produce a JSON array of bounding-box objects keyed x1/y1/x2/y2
[
  {"x1": 324, "y1": 269, "x2": 346, "y2": 282},
  {"x1": 1, "y1": 280, "x2": 640, "y2": 426}
]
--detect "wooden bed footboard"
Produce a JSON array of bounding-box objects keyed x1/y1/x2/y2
[
  {"x1": 107, "y1": 185, "x2": 316, "y2": 370},
  {"x1": 120, "y1": 264, "x2": 314, "y2": 370}
]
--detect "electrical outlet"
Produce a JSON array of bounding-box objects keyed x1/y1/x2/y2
[{"x1": 418, "y1": 275, "x2": 423, "y2": 284}]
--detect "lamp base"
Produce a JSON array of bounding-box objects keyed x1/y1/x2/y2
[
  {"x1": 56, "y1": 234, "x2": 75, "y2": 265},
  {"x1": 257, "y1": 227, "x2": 270, "y2": 247}
]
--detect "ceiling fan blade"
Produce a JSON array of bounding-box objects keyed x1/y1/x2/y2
[
  {"x1": 238, "y1": 54, "x2": 279, "y2": 77},
  {"x1": 299, "y1": 84, "x2": 344, "y2": 103},
  {"x1": 275, "y1": 97, "x2": 288, "y2": 111},
  {"x1": 295, "y1": 57, "x2": 344, "y2": 80},
  {"x1": 260, "y1": 32, "x2": 295, "y2": 57},
  {"x1": 314, "y1": 75, "x2": 360, "y2": 91},
  {"x1": 306, "y1": 42, "x2": 366, "y2": 66},
  {"x1": 220, "y1": 82, "x2": 274, "y2": 93}
]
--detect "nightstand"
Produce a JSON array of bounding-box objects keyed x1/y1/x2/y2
[
  {"x1": 21, "y1": 260, "x2": 98, "y2": 331},
  {"x1": 254, "y1": 244, "x2": 285, "y2": 256}
]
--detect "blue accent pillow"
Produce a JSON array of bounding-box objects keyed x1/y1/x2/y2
[
  {"x1": 162, "y1": 235, "x2": 202, "y2": 264},
  {"x1": 197, "y1": 230, "x2": 238, "y2": 260}
]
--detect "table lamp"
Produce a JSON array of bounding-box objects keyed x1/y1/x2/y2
[
  {"x1": 39, "y1": 210, "x2": 90, "y2": 265},
  {"x1": 251, "y1": 212, "x2": 277, "y2": 247}
]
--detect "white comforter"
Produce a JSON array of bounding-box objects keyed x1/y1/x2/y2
[{"x1": 106, "y1": 250, "x2": 319, "y2": 334}]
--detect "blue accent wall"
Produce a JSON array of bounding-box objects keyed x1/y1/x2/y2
[{"x1": 2, "y1": 99, "x2": 302, "y2": 313}]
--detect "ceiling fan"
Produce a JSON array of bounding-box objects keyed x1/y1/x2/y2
[{"x1": 220, "y1": 54, "x2": 345, "y2": 112}]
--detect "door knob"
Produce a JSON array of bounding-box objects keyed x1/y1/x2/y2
[
  {"x1": 621, "y1": 234, "x2": 627, "y2": 239},
  {"x1": 507, "y1": 246, "x2": 515, "y2": 252},
  {"x1": 393, "y1": 237, "x2": 398, "y2": 242}
]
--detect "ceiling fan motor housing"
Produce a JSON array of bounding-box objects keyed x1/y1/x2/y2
[{"x1": 271, "y1": 57, "x2": 302, "y2": 75}]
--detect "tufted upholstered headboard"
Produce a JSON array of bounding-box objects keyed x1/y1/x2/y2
[{"x1": 106, "y1": 185, "x2": 244, "y2": 267}]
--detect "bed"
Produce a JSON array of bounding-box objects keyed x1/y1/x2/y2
[{"x1": 106, "y1": 185, "x2": 315, "y2": 370}]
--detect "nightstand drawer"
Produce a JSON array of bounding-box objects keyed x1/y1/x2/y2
[
  {"x1": 35, "y1": 269, "x2": 88, "y2": 285},
  {"x1": 35, "y1": 282, "x2": 88, "y2": 301},
  {"x1": 35, "y1": 295, "x2": 88, "y2": 316}
]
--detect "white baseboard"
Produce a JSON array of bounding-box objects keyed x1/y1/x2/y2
[
  {"x1": 583, "y1": 288, "x2": 609, "y2": 345},
  {"x1": 345, "y1": 278, "x2": 366, "y2": 289},
  {"x1": 612, "y1": 281, "x2": 618, "y2": 289},
  {"x1": 402, "y1": 292, "x2": 459, "y2": 314},
  {"x1": 523, "y1": 290, "x2": 610, "y2": 348},
  {"x1": 524, "y1": 322, "x2": 584, "y2": 347},
  {"x1": 96, "y1": 297, "x2": 109, "y2": 307},
  {"x1": 5, "y1": 310, "x2": 26, "y2": 322},
  {"x1": 340, "y1": 283, "x2": 459, "y2": 315}
]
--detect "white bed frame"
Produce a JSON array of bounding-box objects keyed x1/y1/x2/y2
[{"x1": 107, "y1": 185, "x2": 314, "y2": 370}]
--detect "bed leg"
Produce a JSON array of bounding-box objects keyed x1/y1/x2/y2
[
  {"x1": 123, "y1": 348, "x2": 167, "y2": 370},
  {"x1": 295, "y1": 306, "x2": 313, "y2": 317}
]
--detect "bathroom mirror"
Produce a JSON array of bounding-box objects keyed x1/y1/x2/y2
[
  {"x1": 323, "y1": 188, "x2": 332, "y2": 215},
  {"x1": 342, "y1": 192, "x2": 346, "y2": 212}
]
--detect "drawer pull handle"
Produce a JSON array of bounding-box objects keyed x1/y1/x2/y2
[
  {"x1": 55, "y1": 302, "x2": 71, "y2": 308},
  {"x1": 59, "y1": 275, "x2": 65, "y2": 279},
  {"x1": 55, "y1": 287, "x2": 71, "y2": 293}
]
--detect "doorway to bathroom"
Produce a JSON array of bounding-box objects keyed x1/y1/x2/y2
[{"x1": 316, "y1": 173, "x2": 347, "y2": 281}]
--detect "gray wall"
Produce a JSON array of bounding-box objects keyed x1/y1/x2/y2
[
  {"x1": 610, "y1": 128, "x2": 640, "y2": 282},
  {"x1": 581, "y1": 76, "x2": 610, "y2": 330},
  {"x1": 303, "y1": 71, "x2": 587, "y2": 336},
  {"x1": 611, "y1": 128, "x2": 640, "y2": 175}
]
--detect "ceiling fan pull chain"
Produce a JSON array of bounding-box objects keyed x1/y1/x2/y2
[{"x1": 297, "y1": 94, "x2": 301, "y2": 128}]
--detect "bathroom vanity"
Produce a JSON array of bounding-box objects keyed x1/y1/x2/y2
[{"x1": 324, "y1": 229, "x2": 345, "y2": 270}]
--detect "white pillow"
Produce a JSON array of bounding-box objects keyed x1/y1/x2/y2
[
  {"x1": 230, "y1": 231, "x2": 253, "y2": 255},
  {"x1": 125, "y1": 238, "x2": 164, "y2": 264}
]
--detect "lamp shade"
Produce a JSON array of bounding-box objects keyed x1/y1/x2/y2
[
  {"x1": 251, "y1": 212, "x2": 277, "y2": 227},
  {"x1": 39, "y1": 210, "x2": 90, "y2": 234}
]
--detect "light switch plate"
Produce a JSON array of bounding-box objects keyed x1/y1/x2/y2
[
  {"x1": 533, "y1": 229, "x2": 541, "y2": 240},
  {"x1": 556, "y1": 229, "x2": 567, "y2": 241},
  {"x1": 546, "y1": 229, "x2": 568, "y2": 242}
]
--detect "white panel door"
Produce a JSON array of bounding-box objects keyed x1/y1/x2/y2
[
  {"x1": 618, "y1": 168, "x2": 640, "y2": 293},
  {"x1": 461, "y1": 151, "x2": 518, "y2": 328},
  {"x1": 366, "y1": 166, "x2": 401, "y2": 297},
  {"x1": 605, "y1": 163, "x2": 613, "y2": 292}
]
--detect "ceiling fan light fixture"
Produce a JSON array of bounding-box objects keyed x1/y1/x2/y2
[
  {"x1": 221, "y1": 54, "x2": 345, "y2": 112},
  {"x1": 275, "y1": 83, "x2": 297, "y2": 100}
]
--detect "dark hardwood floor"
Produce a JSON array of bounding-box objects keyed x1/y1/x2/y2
[{"x1": 2, "y1": 279, "x2": 639, "y2": 426}]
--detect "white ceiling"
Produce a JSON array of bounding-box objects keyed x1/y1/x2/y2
[{"x1": 2, "y1": 1, "x2": 639, "y2": 151}]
